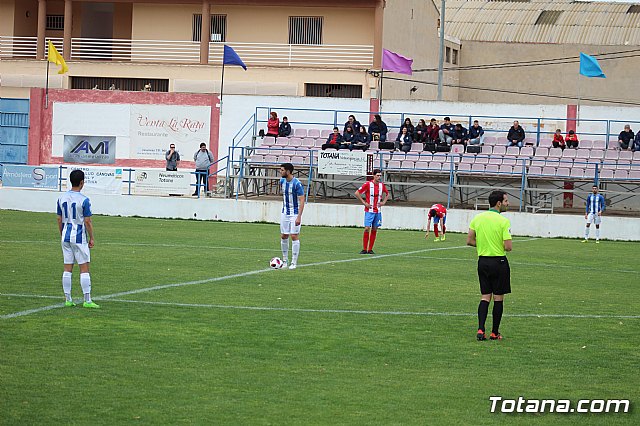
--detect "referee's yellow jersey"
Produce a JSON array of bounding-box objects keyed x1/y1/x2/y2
[{"x1": 469, "y1": 210, "x2": 512, "y2": 257}]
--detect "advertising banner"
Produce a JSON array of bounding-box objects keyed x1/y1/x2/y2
[
  {"x1": 317, "y1": 151, "x2": 374, "y2": 176},
  {"x1": 134, "y1": 169, "x2": 192, "y2": 196},
  {"x1": 65, "y1": 166, "x2": 123, "y2": 195},
  {"x1": 1, "y1": 165, "x2": 59, "y2": 189},
  {"x1": 130, "y1": 105, "x2": 211, "y2": 161},
  {"x1": 63, "y1": 136, "x2": 116, "y2": 164}
]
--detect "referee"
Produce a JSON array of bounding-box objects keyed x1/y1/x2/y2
[{"x1": 467, "y1": 190, "x2": 512, "y2": 341}]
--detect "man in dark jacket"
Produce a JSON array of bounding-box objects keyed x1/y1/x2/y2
[
  {"x1": 507, "y1": 120, "x2": 525, "y2": 148},
  {"x1": 279, "y1": 117, "x2": 292, "y2": 137},
  {"x1": 618, "y1": 125, "x2": 634, "y2": 150},
  {"x1": 452, "y1": 124, "x2": 469, "y2": 147},
  {"x1": 439, "y1": 117, "x2": 455, "y2": 145},
  {"x1": 322, "y1": 127, "x2": 343, "y2": 150},
  {"x1": 469, "y1": 120, "x2": 485, "y2": 145},
  {"x1": 368, "y1": 114, "x2": 388, "y2": 142}
]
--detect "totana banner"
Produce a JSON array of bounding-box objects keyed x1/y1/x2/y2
[
  {"x1": 317, "y1": 151, "x2": 374, "y2": 176},
  {"x1": 130, "y1": 105, "x2": 211, "y2": 161}
]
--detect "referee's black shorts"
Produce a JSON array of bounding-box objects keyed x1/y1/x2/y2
[{"x1": 477, "y1": 256, "x2": 511, "y2": 295}]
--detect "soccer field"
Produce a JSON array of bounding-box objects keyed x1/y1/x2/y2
[{"x1": 0, "y1": 209, "x2": 638, "y2": 425}]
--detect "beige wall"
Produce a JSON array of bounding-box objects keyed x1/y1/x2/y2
[
  {"x1": 113, "y1": 3, "x2": 133, "y2": 40},
  {"x1": 380, "y1": 0, "x2": 459, "y2": 101},
  {"x1": 132, "y1": 4, "x2": 375, "y2": 45},
  {"x1": 0, "y1": 0, "x2": 15, "y2": 36},
  {"x1": 12, "y1": 0, "x2": 36, "y2": 37},
  {"x1": 458, "y1": 41, "x2": 640, "y2": 106}
]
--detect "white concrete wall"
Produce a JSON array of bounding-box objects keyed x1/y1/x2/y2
[{"x1": 3, "y1": 188, "x2": 639, "y2": 241}]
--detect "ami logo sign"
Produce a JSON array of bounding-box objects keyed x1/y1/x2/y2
[{"x1": 71, "y1": 140, "x2": 110, "y2": 154}]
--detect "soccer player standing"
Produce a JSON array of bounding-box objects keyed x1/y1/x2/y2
[
  {"x1": 582, "y1": 185, "x2": 605, "y2": 243},
  {"x1": 425, "y1": 203, "x2": 447, "y2": 242},
  {"x1": 279, "y1": 163, "x2": 305, "y2": 270},
  {"x1": 467, "y1": 191, "x2": 512, "y2": 341},
  {"x1": 56, "y1": 169, "x2": 99, "y2": 308},
  {"x1": 354, "y1": 169, "x2": 389, "y2": 254}
]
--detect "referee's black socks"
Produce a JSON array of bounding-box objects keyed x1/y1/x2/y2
[
  {"x1": 478, "y1": 300, "x2": 490, "y2": 332},
  {"x1": 492, "y1": 301, "x2": 504, "y2": 335}
]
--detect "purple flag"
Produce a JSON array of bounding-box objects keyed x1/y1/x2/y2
[{"x1": 382, "y1": 49, "x2": 413, "y2": 75}]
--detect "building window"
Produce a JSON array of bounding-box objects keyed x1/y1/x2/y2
[
  {"x1": 192, "y1": 14, "x2": 227, "y2": 42},
  {"x1": 534, "y1": 10, "x2": 563, "y2": 25},
  {"x1": 46, "y1": 15, "x2": 64, "y2": 31},
  {"x1": 452, "y1": 49, "x2": 458, "y2": 65},
  {"x1": 305, "y1": 84, "x2": 362, "y2": 98},
  {"x1": 71, "y1": 77, "x2": 169, "y2": 92},
  {"x1": 445, "y1": 47, "x2": 451, "y2": 64},
  {"x1": 628, "y1": 5, "x2": 640, "y2": 14},
  {"x1": 289, "y1": 17, "x2": 323, "y2": 45}
]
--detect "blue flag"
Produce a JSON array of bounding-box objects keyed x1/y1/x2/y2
[
  {"x1": 223, "y1": 45, "x2": 247, "y2": 70},
  {"x1": 579, "y1": 53, "x2": 605, "y2": 78}
]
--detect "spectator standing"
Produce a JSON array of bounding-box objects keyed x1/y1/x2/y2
[
  {"x1": 266, "y1": 111, "x2": 279, "y2": 138},
  {"x1": 467, "y1": 190, "x2": 512, "y2": 341},
  {"x1": 414, "y1": 119, "x2": 428, "y2": 143},
  {"x1": 452, "y1": 123, "x2": 469, "y2": 147},
  {"x1": 351, "y1": 126, "x2": 371, "y2": 151},
  {"x1": 618, "y1": 125, "x2": 634, "y2": 150},
  {"x1": 193, "y1": 142, "x2": 214, "y2": 196},
  {"x1": 344, "y1": 115, "x2": 361, "y2": 134},
  {"x1": 369, "y1": 114, "x2": 388, "y2": 143},
  {"x1": 322, "y1": 127, "x2": 343, "y2": 150},
  {"x1": 468, "y1": 120, "x2": 485, "y2": 145},
  {"x1": 552, "y1": 129, "x2": 566, "y2": 150},
  {"x1": 566, "y1": 130, "x2": 579, "y2": 149},
  {"x1": 439, "y1": 117, "x2": 455, "y2": 145},
  {"x1": 507, "y1": 120, "x2": 525, "y2": 148},
  {"x1": 395, "y1": 127, "x2": 413, "y2": 152},
  {"x1": 165, "y1": 144, "x2": 180, "y2": 171},
  {"x1": 279, "y1": 116, "x2": 292, "y2": 137}
]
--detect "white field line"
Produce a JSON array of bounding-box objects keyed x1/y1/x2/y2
[
  {"x1": 2, "y1": 293, "x2": 639, "y2": 320},
  {"x1": 0, "y1": 243, "x2": 471, "y2": 319}
]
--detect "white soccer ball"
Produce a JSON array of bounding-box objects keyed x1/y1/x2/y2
[{"x1": 270, "y1": 257, "x2": 283, "y2": 269}]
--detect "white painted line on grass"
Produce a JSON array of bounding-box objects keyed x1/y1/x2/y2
[{"x1": 3, "y1": 293, "x2": 638, "y2": 320}]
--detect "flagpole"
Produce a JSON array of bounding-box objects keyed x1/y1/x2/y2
[
  {"x1": 379, "y1": 70, "x2": 384, "y2": 111},
  {"x1": 576, "y1": 74, "x2": 582, "y2": 126},
  {"x1": 45, "y1": 59, "x2": 50, "y2": 109},
  {"x1": 220, "y1": 58, "x2": 226, "y2": 114}
]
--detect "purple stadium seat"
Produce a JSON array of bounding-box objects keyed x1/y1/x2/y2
[
  {"x1": 528, "y1": 166, "x2": 542, "y2": 175},
  {"x1": 301, "y1": 138, "x2": 315, "y2": 148},
  {"x1": 457, "y1": 162, "x2": 471, "y2": 172},
  {"x1": 502, "y1": 157, "x2": 517, "y2": 166},
  {"x1": 506, "y1": 146, "x2": 520, "y2": 156},
  {"x1": 570, "y1": 168, "x2": 584, "y2": 179},
  {"x1": 386, "y1": 160, "x2": 402, "y2": 169},
  {"x1": 475, "y1": 156, "x2": 489, "y2": 165},
  {"x1": 548, "y1": 148, "x2": 563, "y2": 158},
  {"x1": 592, "y1": 140, "x2": 606, "y2": 150},
  {"x1": 580, "y1": 140, "x2": 593, "y2": 149},
  {"x1": 575, "y1": 149, "x2": 590, "y2": 160},
  {"x1": 633, "y1": 152, "x2": 640, "y2": 162},
  {"x1": 263, "y1": 136, "x2": 276, "y2": 146},
  {"x1": 599, "y1": 169, "x2": 614, "y2": 179},
  {"x1": 616, "y1": 160, "x2": 631, "y2": 170},
  {"x1": 288, "y1": 137, "x2": 303, "y2": 147},
  {"x1": 556, "y1": 167, "x2": 570, "y2": 177},
  {"x1": 628, "y1": 170, "x2": 640, "y2": 180},
  {"x1": 562, "y1": 149, "x2": 577, "y2": 160},
  {"x1": 307, "y1": 129, "x2": 321, "y2": 138},
  {"x1": 520, "y1": 146, "x2": 534, "y2": 157},
  {"x1": 428, "y1": 162, "x2": 443, "y2": 172},
  {"x1": 415, "y1": 160, "x2": 429, "y2": 170},
  {"x1": 387, "y1": 132, "x2": 399, "y2": 141},
  {"x1": 264, "y1": 154, "x2": 279, "y2": 164},
  {"x1": 320, "y1": 129, "x2": 332, "y2": 138},
  {"x1": 542, "y1": 166, "x2": 556, "y2": 176},
  {"x1": 483, "y1": 136, "x2": 497, "y2": 145},
  {"x1": 512, "y1": 165, "x2": 524, "y2": 174},
  {"x1": 485, "y1": 164, "x2": 500, "y2": 174},
  {"x1": 539, "y1": 138, "x2": 553, "y2": 148},
  {"x1": 619, "y1": 151, "x2": 633, "y2": 161},
  {"x1": 249, "y1": 153, "x2": 264, "y2": 163},
  {"x1": 275, "y1": 137, "x2": 289, "y2": 146},
  {"x1": 488, "y1": 157, "x2": 502, "y2": 165},
  {"x1": 604, "y1": 150, "x2": 619, "y2": 161},
  {"x1": 294, "y1": 128, "x2": 307, "y2": 138},
  {"x1": 492, "y1": 146, "x2": 507, "y2": 156},
  {"x1": 481, "y1": 145, "x2": 492, "y2": 155},
  {"x1": 614, "y1": 170, "x2": 629, "y2": 179},
  {"x1": 461, "y1": 155, "x2": 474, "y2": 164},
  {"x1": 451, "y1": 144, "x2": 465, "y2": 154},
  {"x1": 411, "y1": 143, "x2": 423, "y2": 152},
  {"x1": 534, "y1": 147, "x2": 549, "y2": 158},
  {"x1": 589, "y1": 149, "x2": 604, "y2": 160},
  {"x1": 471, "y1": 163, "x2": 485, "y2": 173},
  {"x1": 499, "y1": 164, "x2": 513, "y2": 174}
]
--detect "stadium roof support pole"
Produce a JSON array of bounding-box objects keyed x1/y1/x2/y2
[
  {"x1": 63, "y1": 0, "x2": 72, "y2": 61},
  {"x1": 437, "y1": 0, "x2": 445, "y2": 101},
  {"x1": 199, "y1": 0, "x2": 210, "y2": 65},
  {"x1": 36, "y1": 0, "x2": 47, "y2": 60}
]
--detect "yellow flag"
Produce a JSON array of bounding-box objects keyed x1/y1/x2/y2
[{"x1": 47, "y1": 40, "x2": 68, "y2": 74}]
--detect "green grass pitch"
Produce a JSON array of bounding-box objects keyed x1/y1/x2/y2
[{"x1": 0, "y1": 209, "x2": 638, "y2": 425}]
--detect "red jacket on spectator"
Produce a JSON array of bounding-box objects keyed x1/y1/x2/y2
[
  {"x1": 426, "y1": 124, "x2": 440, "y2": 142},
  {"x1": 566, "y1": 133, "x2": 579, "y2": 144},
  {"x1": 553, "y1": 133, "x2": 565, "y2": 146},
  {"x1": 267, "y1": 118, "x2": 279, "y2": 136}
]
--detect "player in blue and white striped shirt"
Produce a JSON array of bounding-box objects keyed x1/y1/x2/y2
[
  {"x1": 582, "y1": 185, "x2": 605, "y2": 243},
  {"x1": 279, "y1": 163, "x2": 305, "y2": 270},
  {"x1": 56, "y1": 170, "x2": 99, "y2": 308}
]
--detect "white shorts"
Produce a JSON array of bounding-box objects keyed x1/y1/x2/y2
[
  {"x1": 586, "y1": 213, "x2": 602, "y2": 225},
  {"x1": 280, "y1": 213, "x2": 301, "y2": 235},
  {"x1": 62, "y1": 241, "x2": 91, "y2": 265}
]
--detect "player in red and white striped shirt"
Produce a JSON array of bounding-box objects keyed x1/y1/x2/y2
[
  {"x1": 355, "y1": 169, "x2": 389, "y2": 254},
  {"x1": 425, "y1": 203, "x2": 447, "y2": 242}
]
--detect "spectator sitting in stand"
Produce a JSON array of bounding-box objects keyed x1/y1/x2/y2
[
  {"x1": 507, "y1": 120, "x2": 525, "y2": 148},
  {"x1": 452, "y1": 123, "x2": 469, "y2": 147},
  {"x1": 395, "y1": 127, "x2": 413, "y2": 153},
  {"x1": 351, "y1": 126, "x2": 371, "y2": 151},
  {"x1": 618, "y1": 125, "x2": 634, "y2": 150},
  {"x1": 400, "y1": 118, "x2": 415, "y2": 138},
  {"x1": 566, "y1": 130, "x2": 579, "y2": 149},
  {"x1": 341, "y1": 126, "x2": 356, "y2": 149},
  {"x1": 426, "y1": 118, "x2": 440, "y2": 143},
  {"x1": 633, "y1": 131, "x2": 640, "y2": 152},
  {"x1": 414, "y1": 119, "x2": 428, "y2": 143},
  {"x1": 468, "y1": 120, "x2": 485, "y2": 145},
  {"x1": 344, "y1": 115, "x2": 361, "y2": 134},
  {"x1": 439, "y1": 117, "x2": 455, "y2": 146},
  {"x1": 322, "y1": 127, "x2": 343, "y2": 150},
  {"x1": 266, "y1": 111, "x2": 279, "y2": 138},
  {"x1": 278, "y1": 116, "x2": 292, "y2": 137},
  {"x1": 369, "y1": 114, "x2": 388, "y2": 142},
  {"x1": 552, "y1": 129, "x2": 566, "y2": 150}
]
